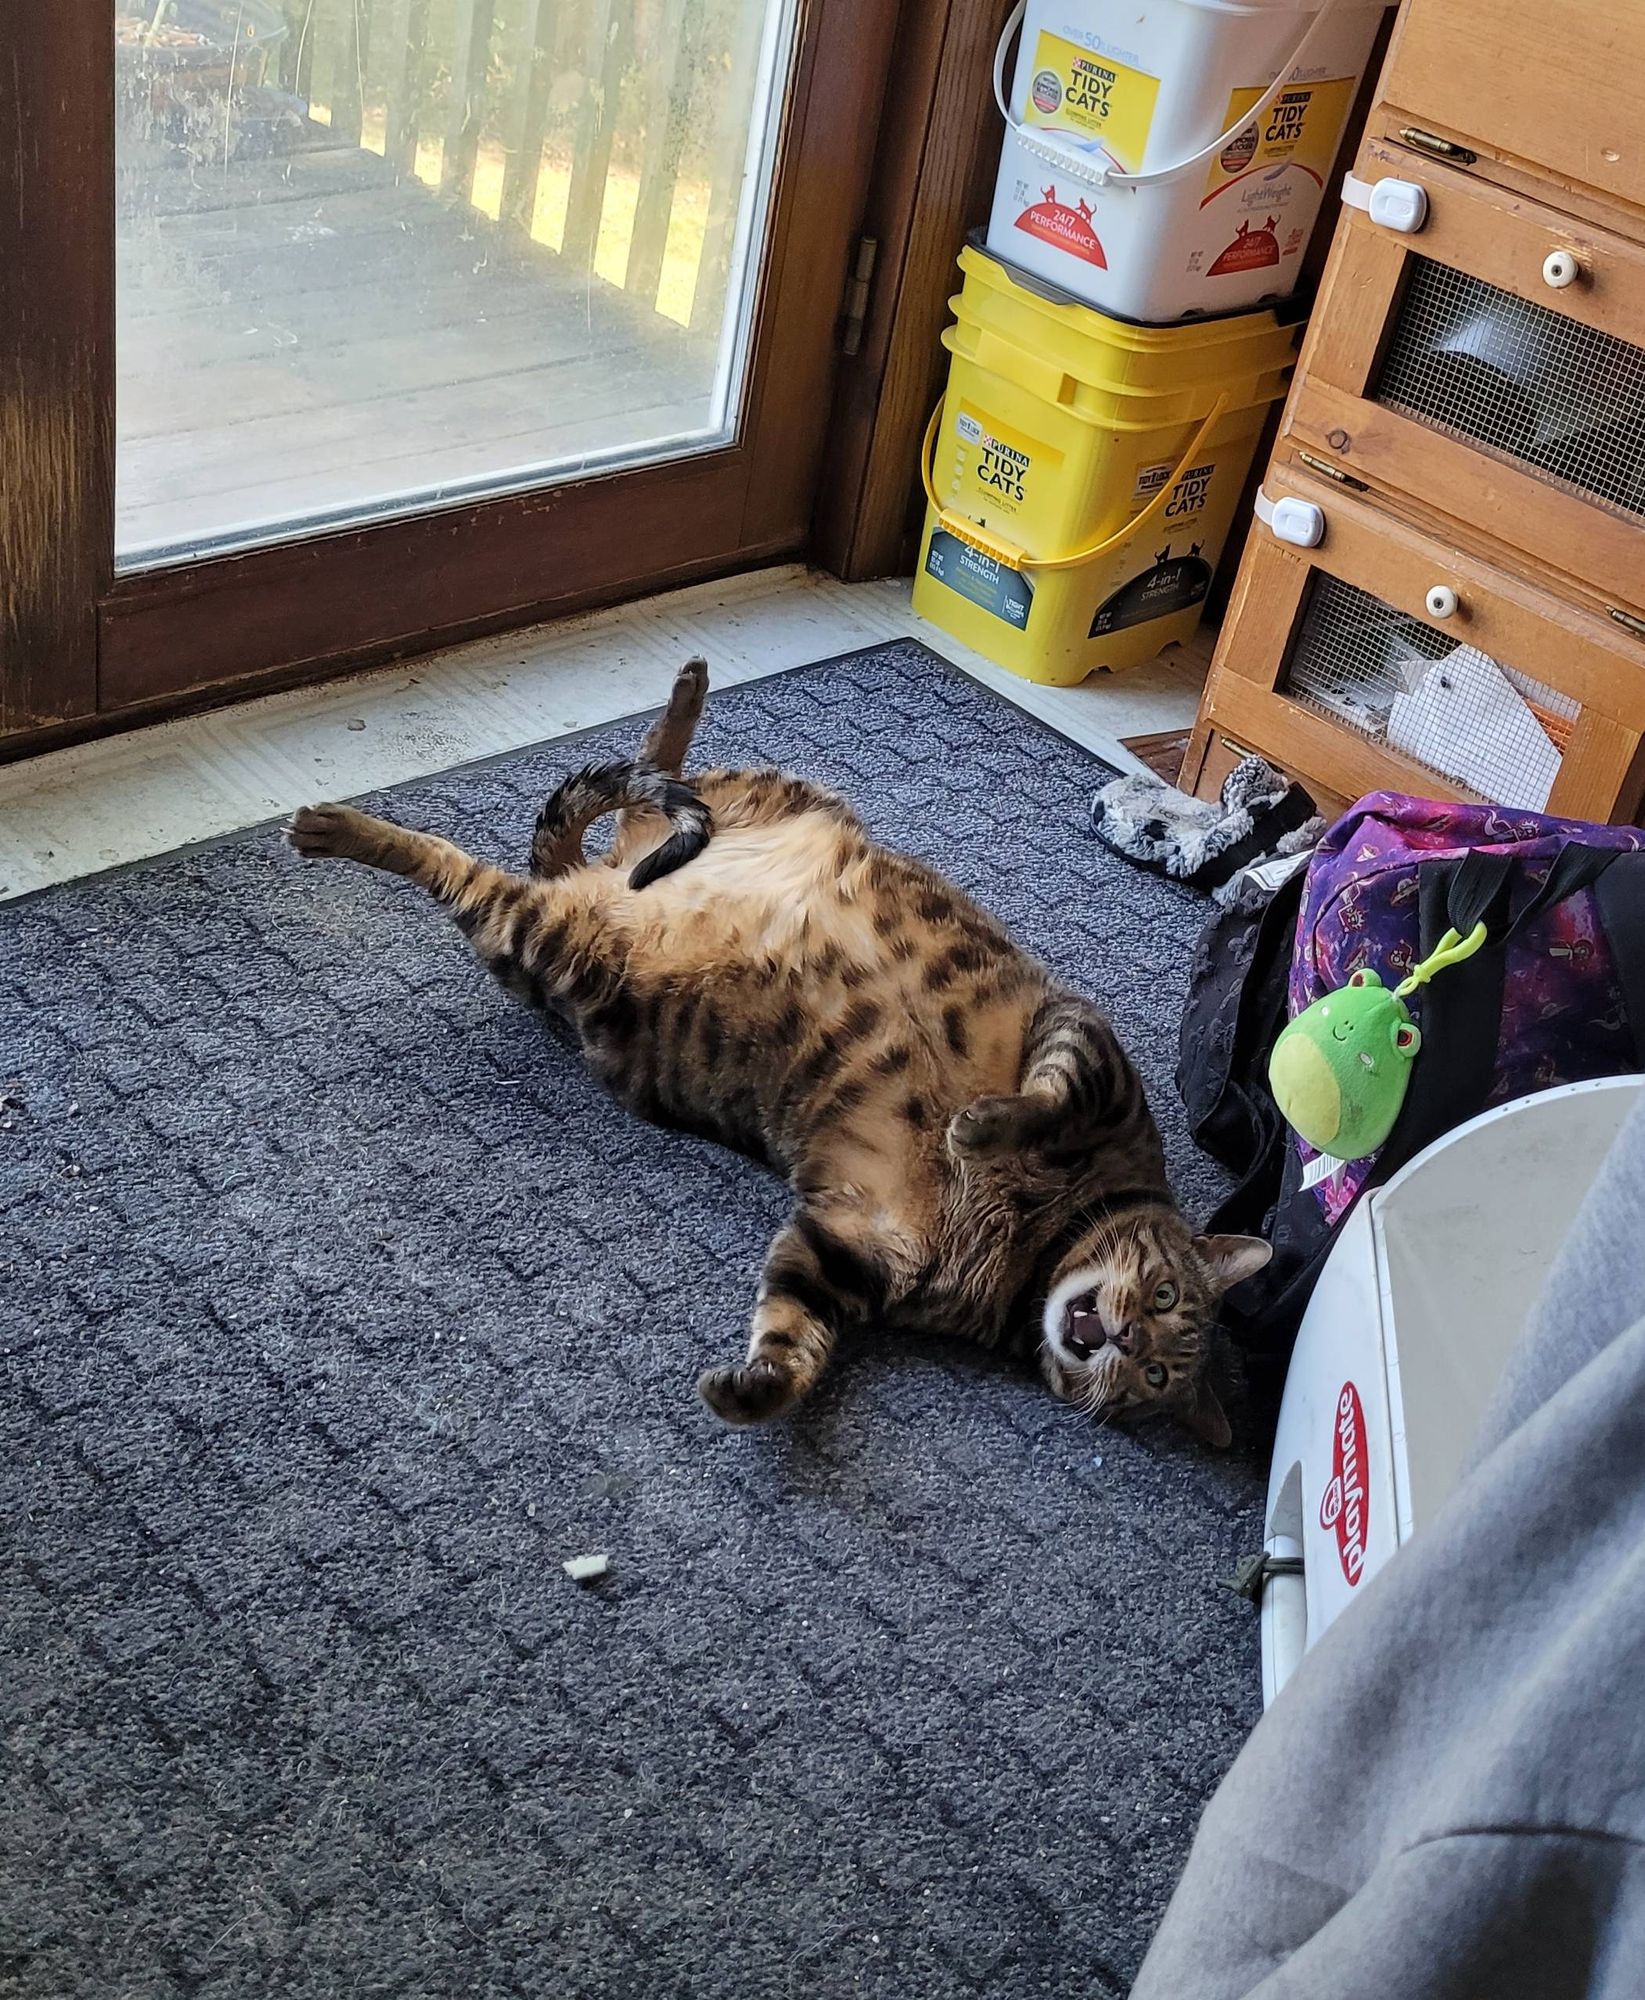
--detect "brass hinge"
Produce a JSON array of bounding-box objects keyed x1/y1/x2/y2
[
  {"x1": 1399, "y1": 125, "x2": 1478, "y2": 164},
  {"x1": 840, "y1": 236, "x2": 879, "y2": 357},
  {"x1": 1609, "y1": 606, "x2": 1645, "y2": 641},
  {"x1": 1297, "y1": 450, "x2": 1368, "y2": 491}
]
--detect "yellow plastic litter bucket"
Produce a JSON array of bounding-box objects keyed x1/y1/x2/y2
[{"x1": 912, "y1": 241, "x2": 1298, "y2": 685}]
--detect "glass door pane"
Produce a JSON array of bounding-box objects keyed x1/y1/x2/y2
[{"x1": 114, "y1": 0, "x2": 796, "y2": 568}]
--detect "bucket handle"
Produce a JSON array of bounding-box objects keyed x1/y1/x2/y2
[
  {"x1": 920, "y1": 392, "x2": 1230, "y2": 572},
  {"x1": 993, "y1": 0, "x2": 1352, "y2": 192}
]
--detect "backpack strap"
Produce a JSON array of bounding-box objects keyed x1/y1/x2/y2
[
  {"x1": 1444, "y1": 848, "x2": 1515, "y2": 939},
  {"x1": 1381, "y1": 858, "x2": 1513, "y2": 1170},
  {"x1": 1592, "y1": 852, "x2": 1645, "y2": 1068},
  {"x1": 1443, "y1": 840, "x2": 1622, "y2": 938},
  {"x1": 1183, "y1": 869, "x2": 1310, "y2": 1231},
  {"x1": 1391, "y1": 841, "x2": 1635, "y2": 1164}
]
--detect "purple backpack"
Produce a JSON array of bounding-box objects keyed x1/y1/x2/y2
[{"x1": 1179, "y1": 792, "x2": 1645, "y2": 1361}]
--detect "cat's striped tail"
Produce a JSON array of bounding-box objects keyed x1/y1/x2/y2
[{"x1": 529, "y1": 759, "x2": 712, "y2": 889}]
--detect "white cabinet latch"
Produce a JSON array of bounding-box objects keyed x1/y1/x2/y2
[
  {"x1": 1342, "y1": 172, "x2": 1429, "y2": 234},
  {"x1": 1255, "y1": 488, "x2": 1325, "y2": 549}
]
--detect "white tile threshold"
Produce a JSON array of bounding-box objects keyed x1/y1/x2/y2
[{"x1": 0, "y1": 568, "x2": 1207, "y2": 902}]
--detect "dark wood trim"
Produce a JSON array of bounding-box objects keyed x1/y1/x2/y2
[
  {"x1": 737, "y1": 0, "x2": 898, "y2": 544},
  {"x1": 1119, "y1": 727, "x2": 1193, "y2": 785},
  {"x1": 101, "y1": 444, "x2": 757, "y2": 711},
  {"x1": 812, "y1": 0, "x2": 1010, "y2": 582},
  {"x1": 0, "y1": 11, "x2": 113, "y2": 734}
]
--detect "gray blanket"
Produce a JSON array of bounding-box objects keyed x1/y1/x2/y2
[{"x1": 1133, "y1": 1095, "x2": 1645, "y2": 1999}]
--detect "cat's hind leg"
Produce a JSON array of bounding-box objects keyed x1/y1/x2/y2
[
  {"x1": 698, "y1": 1210, "x2": 883, "y2": 1424},
  {"x1": 639, "y1": 655, "x2": 708, "y2": 776},
  {"x1": 605, "y1": 658, "x2": 711, "y2": 875}
]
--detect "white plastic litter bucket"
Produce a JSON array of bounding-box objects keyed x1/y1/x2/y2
[{"x1": 986, "y1": 0, "x2": 1390, "y2": 322}]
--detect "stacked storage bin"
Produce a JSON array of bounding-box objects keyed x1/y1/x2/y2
[{"x1": 913, "y1": 0, "x2": 1388, "y2": 686}]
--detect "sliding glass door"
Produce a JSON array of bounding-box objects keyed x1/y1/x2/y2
[
  {"x1": 114, "y1": 0, "x2": 796, "y2": 565},
  {"x1": 1, "y1": 1, "x2": 894, "y2": 742}
]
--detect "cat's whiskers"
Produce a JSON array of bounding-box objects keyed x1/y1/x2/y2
[
  {"x1": 1073, "y1": 1342, "x2": 1127, "y2": 1426},
  {"x1": 1084, "y1": 1386, "x2": 1124, "y2": 1432}
]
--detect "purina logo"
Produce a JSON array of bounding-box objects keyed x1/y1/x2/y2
[{"x1": 1318, "y1": 1382, "x2": 1369, "y2": 1585}]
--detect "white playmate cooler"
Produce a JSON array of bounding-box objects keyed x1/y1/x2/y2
[
  {"x1": 1260, "y1": 1074, "x2": 1644, "y2": 1707},
  {"x1": 987, "y1": 0, "x2": 1389, "y2": 322}
]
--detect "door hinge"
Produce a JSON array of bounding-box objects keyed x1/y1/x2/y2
[
  {"x1": 840, "y1": 236, "x2": 879, "y2": 357},
  {"x1": 1609, "y1": 605, "x2": 1645, "y2": 641},
  {"x1": 1399, "y1": 126, "x2": 1478, "y2": 164}
]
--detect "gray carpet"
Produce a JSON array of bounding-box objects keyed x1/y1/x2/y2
[{"x1": 0, "y1": 641, "x2": 1263, "y2": 2000}]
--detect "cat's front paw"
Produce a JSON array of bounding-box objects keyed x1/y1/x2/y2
[
  {"x1": 697, "y1": 1358, "x2": 797, "y2": 1425},
  {"x1": 948, "y1": 1095, "x2": 1027, "y2": 1158},
  {"x1": 288, "y1": 803, "x2": 373, "y2": 861}
]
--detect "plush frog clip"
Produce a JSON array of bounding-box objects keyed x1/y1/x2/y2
[{"x1": 1268, "y1": 923, "x2": 1487, "y2": 1161}]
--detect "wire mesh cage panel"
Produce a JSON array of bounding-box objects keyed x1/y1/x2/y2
[
  {"x1": 1280, "y1": 573, "x2": 1578, "y2": 811},
  {"x1": 1375, "y1": 259, "x2": 1645, "y2": 521}
]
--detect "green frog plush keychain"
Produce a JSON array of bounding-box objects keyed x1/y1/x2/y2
[{"x1": 1268, "y1": 923, "x2": 1487, "y2": 1161}]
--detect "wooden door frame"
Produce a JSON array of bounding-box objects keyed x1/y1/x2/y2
[
  {"x1": 1, "y1": 0, "x2": 896, "y2": 758},
  {"x1": 0, "y1": 6, "x2": 115, "y2": 740},
  {"x1": 812, "y1": 0, "x2": 1011, "y2": 583}
]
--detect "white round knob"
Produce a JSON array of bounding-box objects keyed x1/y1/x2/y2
[
  {"x1": 1542, "y1": 248, "x2": 1581, "y2": 289},
  {"x1": 1425, "y1": 584, "x2": 1459, "y2": 619}
]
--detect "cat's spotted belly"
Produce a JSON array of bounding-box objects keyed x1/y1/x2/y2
[{"x1": 624, "y1": 812, "x2": 882, "y2": 968}]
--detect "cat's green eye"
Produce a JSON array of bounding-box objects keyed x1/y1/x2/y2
[
  {"x1": 1144, "y1": 1362, "x2": 1168, "y2": 1389},
  {"x1": 1152, "y1": 1281, "x2": 1178, "y2": 1312}
]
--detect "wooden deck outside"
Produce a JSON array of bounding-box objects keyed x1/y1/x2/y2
[{"x1": 114, "y1": 0, "x2": 772, "y2": 563}]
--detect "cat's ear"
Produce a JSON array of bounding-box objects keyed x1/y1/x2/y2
[
  {"x1": 1195, "y1": 1233, "x2": 1272, "y2": 1293},
  {"x1": 1180, "y1": 1377, "x2": 1232, "y2": 1450}
]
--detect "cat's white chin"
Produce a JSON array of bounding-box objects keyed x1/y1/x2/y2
[{"x1": 1039, "y1": 1343, "x2": 1122, "y2": 1409}]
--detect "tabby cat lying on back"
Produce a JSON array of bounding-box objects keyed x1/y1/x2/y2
[{"x1": 289, "y1": 660, "x2": 1268, "y2": 1445}]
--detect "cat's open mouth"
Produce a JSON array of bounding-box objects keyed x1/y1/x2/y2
[{"x1": 1062, "y1": 1297, "x2": 1113, "y2": 1353}]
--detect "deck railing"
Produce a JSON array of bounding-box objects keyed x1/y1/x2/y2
[{"x1": 269, "y1": 0, "x2": 769, "y2": 331}]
